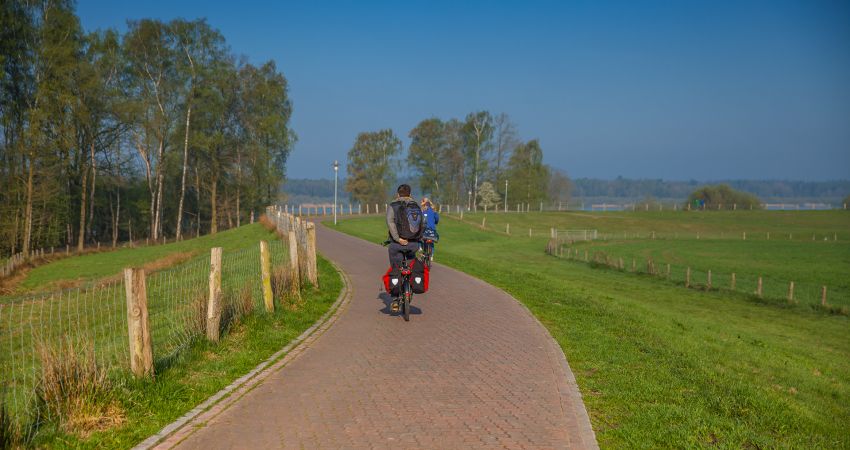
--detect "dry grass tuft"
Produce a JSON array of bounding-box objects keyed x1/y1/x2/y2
[
  {"x1": 187, "y1": 289, "x2": 208, "y2": 337},
  {"x1": 239, "y1": 285, "x2": 255, "y2": 315},
  {"x1": 0, "y1": 396, "x2": 21, "y2": 449},
  {"x1": 259, "y1": 215, "x2": 277, "y2": 233},
  {"x1": 272, "y1": 265, "x2": 302, "y2": 310},
  {"x1": 34, "y1": 338, "x2": 125, "y2": 438}
]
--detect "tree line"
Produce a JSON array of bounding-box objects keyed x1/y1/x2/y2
[
  {"x1": 0, "y1": 0, "x2": 294, "y2": 258},
  {"x1": 345, "y1": 111, "x2": 570, "y2": 209},
  {"x1": 573, "y1": 177, "x2": 850, "y2": 203}
]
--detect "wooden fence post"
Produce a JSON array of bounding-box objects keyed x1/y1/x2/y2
[
  {"x1": 289, "y1": 231, "x2": 301, "y2": 291},
  {"x1": 707, "y1": 270, "x2": 712, "y2": 289},
  {"x1": 506, "y1": 223, "x2": 510, "y2": 234},
  {"x1": 686, "y1": 267, "x2": 691, "y2": 288},
  {"x1": 481, "y1": 217, "x2": 486, "y2": 228},
  {"x1": 207, "y1": 247, "x2": 223, "y2": 342},
  {"x1": 632, "y1": 258, "x2": 636, "y2": 272},
  {"x1": 742, "y1": 231, "x2": 746, "y2": 240},
  {"x1": 666, "y1": 263, "x2": 670, "y2": 278},
  {"x1": 757, "y1": 277, "x2": 763, "y2": 298},
  {"x1": 260, "y1": 241, "x2": 274, "y2": 312},
  {"x1": 306, "y1": 222, "x2": 318, "y2": 287},
  {"x1": 821, "y1": 286, "x2": 827, "y2": 306},
  {"x1": 124, "y1": 268, "x2": 153, "y2": 378},
  {"x1": 528, "y1": 228, "x2": 532, "y2": 237},
  {"x1": 787, "y1": 281, "x2": 794, "y2": 303},
  {"x1": 731, "y1": 273, "x2": 736, "y2": 290}
]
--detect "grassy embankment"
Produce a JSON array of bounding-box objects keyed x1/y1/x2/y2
[
  {"x1": 332, "y1": 212, "x2": 849, "y2": 448},
  {"x1": 3, "y1": 224, "x2": 277, "y2": 298}
]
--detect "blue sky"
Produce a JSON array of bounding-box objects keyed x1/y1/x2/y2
[{"x1": 77, "y1": 0, "x2": 850, "y2": 180}]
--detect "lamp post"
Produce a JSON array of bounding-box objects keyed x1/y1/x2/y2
[
  {"x1": 504, "y1": 179, "x2": 508, "y2": 212},
  {"x1": 333, "y1": 160, "x2": 339, "y2": 225}
]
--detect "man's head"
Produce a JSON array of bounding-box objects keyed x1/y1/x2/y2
[{"x1": 397, "y1": 184, "x2": 411, "y2": 198}]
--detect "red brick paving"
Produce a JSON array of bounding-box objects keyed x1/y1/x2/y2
[{"x1": 162, "y1": 224, "x2": 597, "y2": 449}]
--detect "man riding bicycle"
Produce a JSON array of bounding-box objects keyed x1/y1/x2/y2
[
  {"x1": 420, "y1": 197, "x2": 439, "y2": 260},
  {"x1": 386, "y1": 184, "x2": 424, "y2": 312}
]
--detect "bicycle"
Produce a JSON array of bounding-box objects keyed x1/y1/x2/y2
[
  {"x1": 421, "y1": 229, "x2": 438, "y2": 269},
  {"x1": 421, "y1": 238, "x2": 434, "y2": 269},
  {"x1": 382, "y1": 241, "x2": 416, "y2": 321}
]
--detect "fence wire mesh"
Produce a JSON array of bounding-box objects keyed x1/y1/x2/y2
[
  {"x1": 0, "y1": 280, "x2": 127, "y2": 420},
  {"x1": 1, "y1": 238, "x2": 293, "y2": 426},
  {"x1": 145, "y1": 256, "x2": 210, "y2": 363}
]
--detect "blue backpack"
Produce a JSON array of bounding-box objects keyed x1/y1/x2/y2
[{"x1": 393, "y1": 200, "x2": 423, "y2": 240}]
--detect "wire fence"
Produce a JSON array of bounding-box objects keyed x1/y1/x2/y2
[
  {"x1": 546, "y1": 239, "x2": 850, "y2": 313},
  {"x1": 0, "y1": 280, "x2": 127, "y2": 420},
  {"x1": 0, "y1": 236, "x2": 294, "y2": 425}
]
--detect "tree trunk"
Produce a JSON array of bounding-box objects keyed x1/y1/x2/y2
[
  {"x1": 111, "y1": 188, "x2": 120, "y2": 248},
  {"x1": 236, "y1": 147, "x2": 241, "y2": 228},
  {"x1": 77, "y1": 157, "x2": 88, "y2": 252},
  {"x1": 176, "y1": 104, "x2": 191, "y2": 240},
  {"x1": 23, "y1": 161, "x2": 34, "y2": 256},
  {"x1": 209, "y1": 177, "x2": 218, "y2": 235},
  {"x1": 152, "y1": 139, "x2": 165, "y2": 241},
  {"x1": 87, "y1": 142, "x2": 97, "y2": 243},
  {"x1": 195, "y1": 166, "x2": 201, "y2": 237}
]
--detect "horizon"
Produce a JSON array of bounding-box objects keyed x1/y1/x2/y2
[{"x1": 77, "y1": 0, "x2": 850, "y2": 181}]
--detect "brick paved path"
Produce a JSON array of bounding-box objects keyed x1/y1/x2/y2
[{"x1": 167, "y1": 224, "x2": 597, "y2": 449}]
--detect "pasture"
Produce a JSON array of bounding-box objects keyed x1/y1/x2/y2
[{"x1": 332, "y1": 210, "x2": 850, "y2": 448}]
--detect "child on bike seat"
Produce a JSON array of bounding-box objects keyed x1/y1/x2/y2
[{"x1": 420, "y1": 197, "x2": 439, "y2": 259}]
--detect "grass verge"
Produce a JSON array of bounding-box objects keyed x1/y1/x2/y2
[{"x1": 332, "y1": 215, "x2": 850, "y2": 448}]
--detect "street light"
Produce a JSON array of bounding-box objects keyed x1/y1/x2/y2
[
  {"x1": 504, "y1": 179, "x2": 508, "y2": 212},
  {"x1": 333, "y1": 160, "x2": 339, "y2": 225}
]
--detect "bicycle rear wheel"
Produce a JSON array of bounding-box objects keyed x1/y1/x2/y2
[{"x1": 403, "y1": 283, "x2": 411, "y2": 322}]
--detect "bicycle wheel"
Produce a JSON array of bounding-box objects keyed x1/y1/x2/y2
[
  {"x1": 424, "y1": 243, "x2": 433, "y2": 268},
  {"x1": 403, "y1": 282, "x2": 411, "y2": 322}
]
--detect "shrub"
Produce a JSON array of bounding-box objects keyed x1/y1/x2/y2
[{"x1": 686, "y1": 184, "x2": 761, "y2": 210}]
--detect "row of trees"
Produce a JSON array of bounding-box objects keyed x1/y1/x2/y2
[
  {"x1": 0, "y1": 1, "x2": 294, "y2": 258},
  {"x1": 345, "y1": 112, "x2": 570, "y2": 208}
]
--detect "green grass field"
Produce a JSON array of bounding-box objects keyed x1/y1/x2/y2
[
  {"x1": 7, "y1": 224, "x2": 277, "y2": 296},
  {"x1": 453, "y1": 210, "x2": 850, "y2": 308},
  {"x1": 449, "y1": 209, "x2": 849, "y2": 240},
  {"x1": 332, "y1": 212, "x2": 850, "y2": 448}
]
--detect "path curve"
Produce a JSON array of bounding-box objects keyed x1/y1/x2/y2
[{"x1": 166, "y1": 224, "x2": 596, "y2": 449}]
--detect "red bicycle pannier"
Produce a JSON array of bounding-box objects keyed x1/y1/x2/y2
[
  {"x1": 383, "y1": 265, "x2": 402, "y2": 296},
  {"x1": 382, "y1": 259, "x2": 429, "y2": 295},
  {"x1": 410, "y1": 258, "x2": 429, "y2": 294}
]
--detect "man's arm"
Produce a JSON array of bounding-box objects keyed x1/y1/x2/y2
[
  {"x1": 434, "y1": 210, "x2": 440, "y2": 225},
  {"x1": 387, "y1": 204, "x2": 400, "y2": 242}
]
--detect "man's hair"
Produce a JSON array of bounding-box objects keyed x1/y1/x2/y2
[{"x1": 397, "y1": 184, "x2": 411, "y2": 197}]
